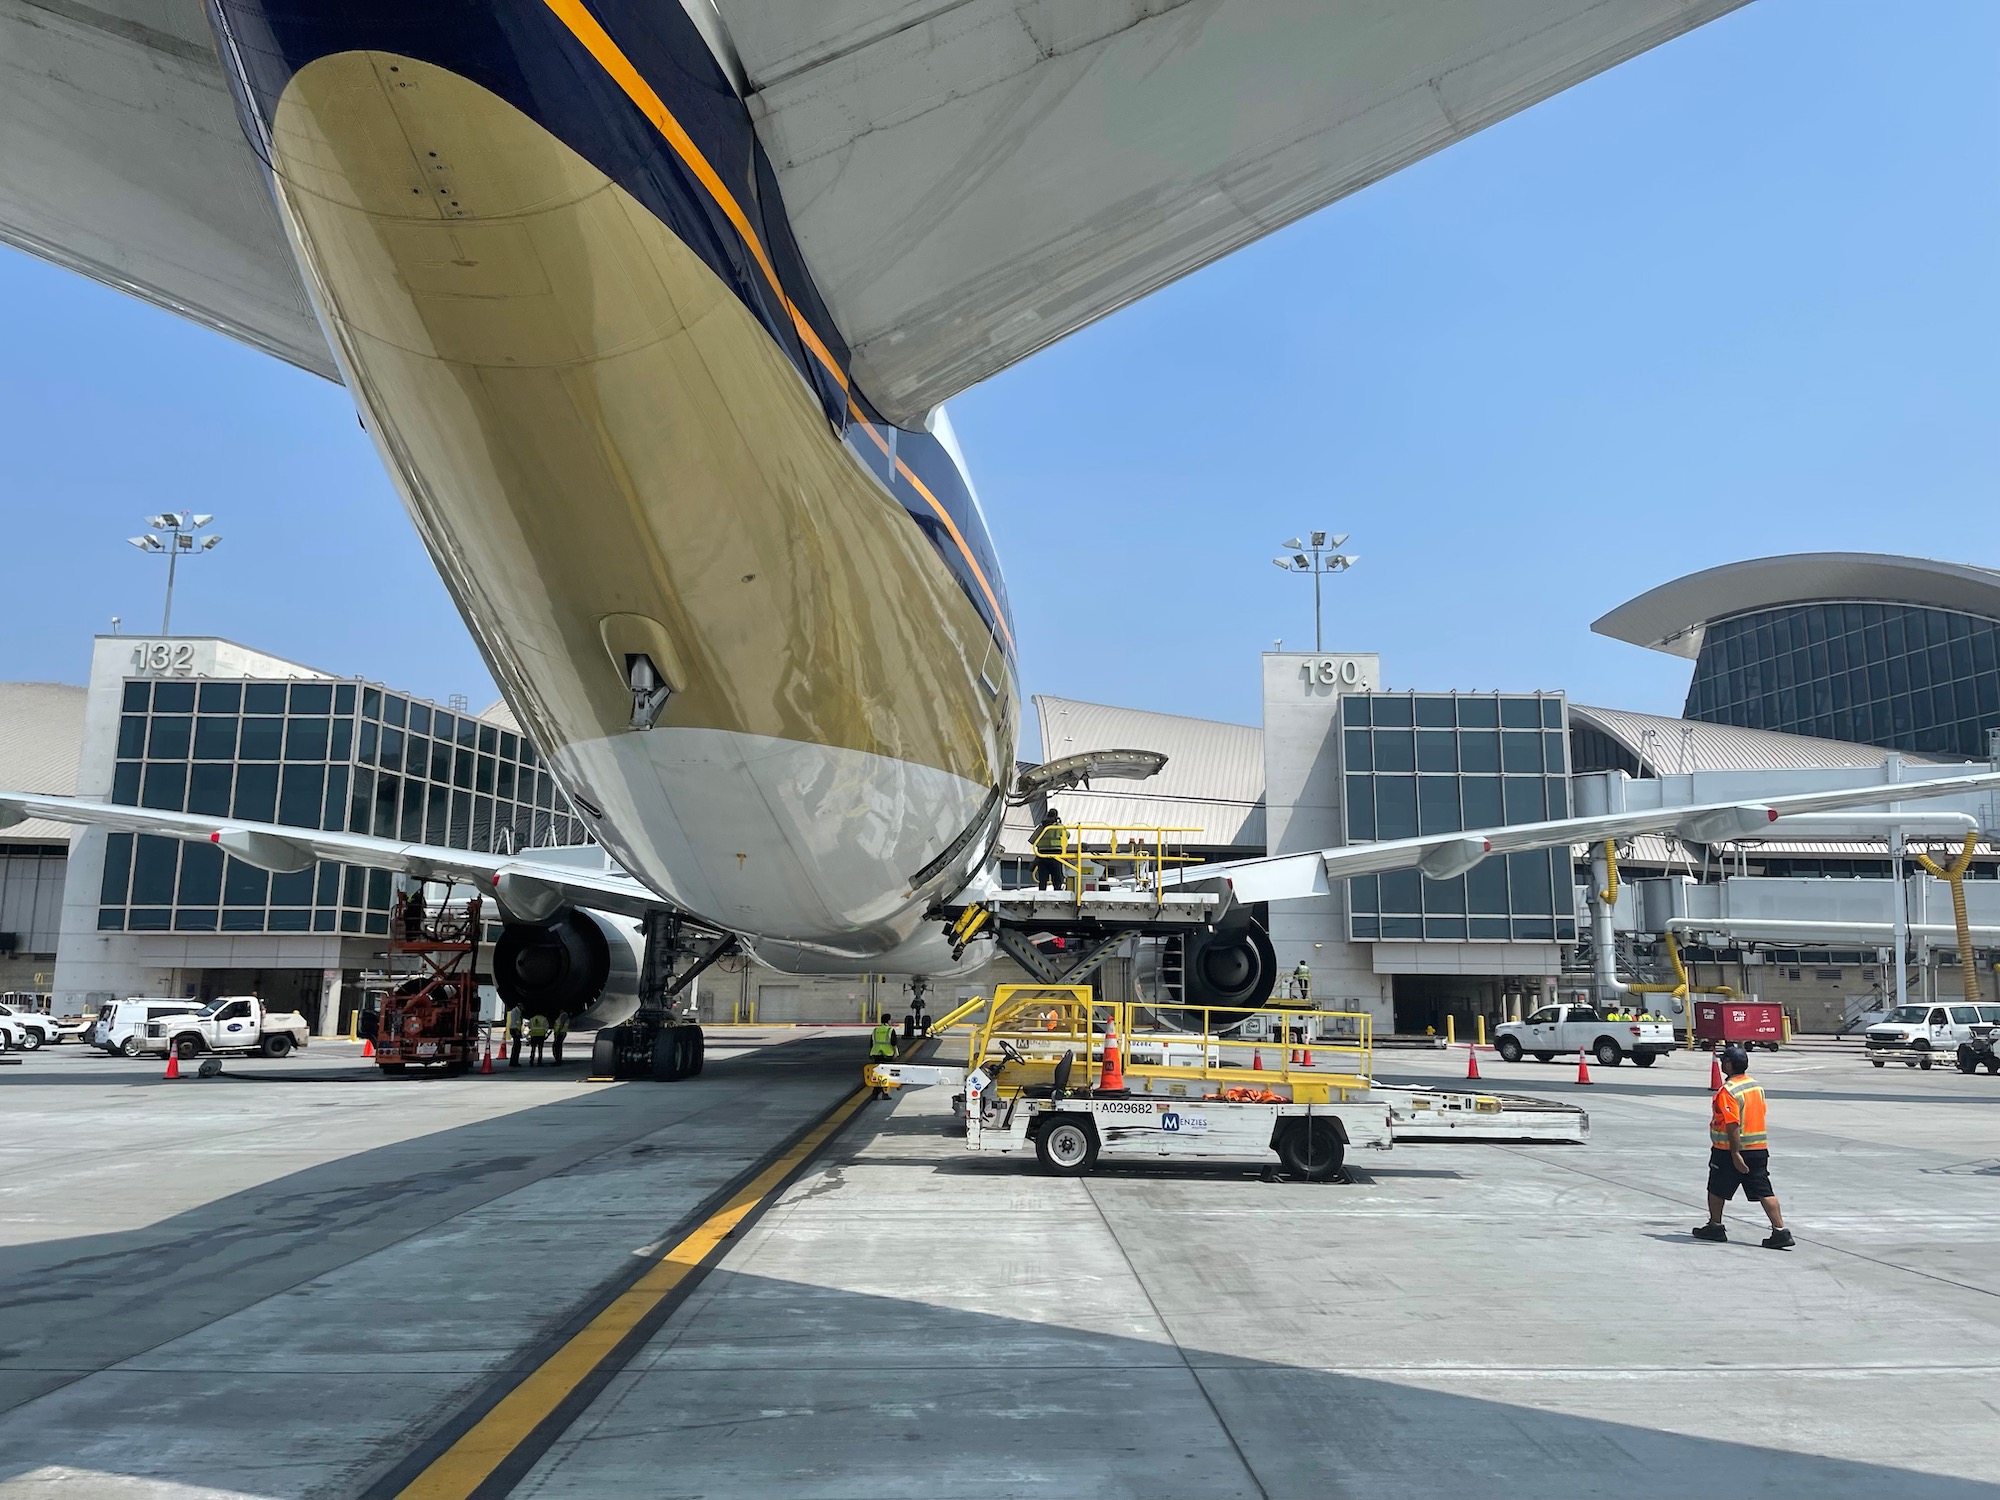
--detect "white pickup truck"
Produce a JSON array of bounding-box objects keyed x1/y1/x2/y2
[
  {"x1": 1494, "y1": 1003, "x2": 1678, "y2": 1069},
  {"x1": 0, "y1": 1003, "x2": 61, "y2": 1050},
  {"x1": 141, "y1": 996, "x2": 310, "y2": 1059}
]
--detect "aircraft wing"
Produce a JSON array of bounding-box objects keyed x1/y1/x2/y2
[
  {"x1": 0, "y1": 790, "x2": 660, "y2": 921},
  {"x1": 1162, "y1": 770, "x2": 2000, "y2": 905},
  {"x1": 725, "y1": 0, "x2": 1753, "y2": 422},
  {"x1": 0, "y1": 0, "x2": 336, "y2": 378}
]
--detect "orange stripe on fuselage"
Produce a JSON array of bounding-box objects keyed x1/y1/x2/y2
[{"x1": 541, "y1": 0, "x2": 1011, "y2": 654}]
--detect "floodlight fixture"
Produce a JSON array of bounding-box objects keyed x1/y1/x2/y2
[
  {"x1": 126, "y1": 509, "x2": 222, "y2": 634},
  {"x1": 1272, "y1": 527, "x2": 1359, "y2": 651}
]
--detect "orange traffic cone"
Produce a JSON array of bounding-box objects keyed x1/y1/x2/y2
[
  {"x1": 1575, "y1": 1047, "x2": 1593, "y2": 1085},
  {"x1": 1466, "y1": 1043, "x2": 1481, "y2": 1081},
  {"x1": 1252, "y1": 1049, "x2": 1263, "y2": 1071},
  {"x1": 1100, "y1": 1028, "x2": 1124, "y2": 1091},
  {"x1": 1301, "y1": 1048, "x2": 1313, "y2": 1068},
  {"x1": 1709, "y1": 1051, "x2": 1723, "y2": 1090},
  {"x1": 362, "y1": 1037, "x2": 374, "y2": 1058},
  {"x1": 163, "y1": 1050, "x2": 180, "y2": 1080}
]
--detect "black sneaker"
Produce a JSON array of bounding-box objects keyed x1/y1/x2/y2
[
  {"x1": 1762, "y1": 1228, "x2": 1795, "y2": 1251},
  {"x1": 1691, "y1": 1222, "x2": 1727, "y2": 1242}
]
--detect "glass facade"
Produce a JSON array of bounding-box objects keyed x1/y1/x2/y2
[
  {"x1": 1340, "y1": 692, "x2": 1577, "y2": 942},
  {"x1": 97, "y1": 677, "x2": 588, "y2": 937},
  {"x1": 1684, "y1": 603, "x2": 2000, "y2": 757}
]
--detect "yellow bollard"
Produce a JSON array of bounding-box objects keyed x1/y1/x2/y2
[
  {"x1": 1477, "y1": 1015, "x2": 1487, "y2": 1047},
  {"x1": 346, "y1": 1010, "x2": 358, "y2": 1041},
  {"x1": 1447, "y1": 1014, "x2": 1456, "y2": 1044}
]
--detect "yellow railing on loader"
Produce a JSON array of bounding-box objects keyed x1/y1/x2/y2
[
  {"x1": 953, "y1": 983, "x2": 1375, "y2": 1106},
  {"x1": 1032, "y1": 824, "x2": 1202, "y2": 903}
]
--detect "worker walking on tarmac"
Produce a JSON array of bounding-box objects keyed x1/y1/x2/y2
[
  {"x1": 1031, "y1": 809, "x2": 1067, "y2": 891},
  {"x1": 506, "y1": 1004, "x2": 525, "y2": 1069},
  {"x1": 550, "y1": 1010, "x2": 569, "y2": 1067},
  {"x1": 1292, "y1": 960, "x2": 1311, "y2": 1001},
  {"x1": 1693, "y1": 1044, "x2": 1793, "y2": 1250},
  {"x1": 868, "y1": 1012, "x2": 898, "y2": 1099},
  {"x1": 527, "y1": 1010, "x2": 550, "y2": 1066}
]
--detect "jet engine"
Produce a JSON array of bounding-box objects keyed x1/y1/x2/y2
[
  {"x1": 492, "y1": 907, "x2": 642, "y2": 1022},
  {"x1": 1133, "y1": 916, "x2": 1278, "y2": 1031}
]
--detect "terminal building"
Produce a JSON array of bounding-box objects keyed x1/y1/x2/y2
[{"x1": 6, "y1": 551, "x2": 1998, "y2": 1036}]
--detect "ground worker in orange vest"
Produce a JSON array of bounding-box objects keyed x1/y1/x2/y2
[{"x1": 1693, "y1": 1044, "x2": 1793, "y2": 1250}]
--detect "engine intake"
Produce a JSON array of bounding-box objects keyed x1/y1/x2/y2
[{"x1": 493, "y1": 908, "x2": 641, "y2": 1019}]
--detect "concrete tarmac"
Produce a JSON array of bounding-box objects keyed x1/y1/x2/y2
[
  {"x1": 516, "y1": 1040, "x2": 2000, "y2": 1499},
  {"x1": 3, "y1": 1037, "x2": 1998, "y2": 1496},
  {"x1": 0, "y1": 1030, "x2": 859, "y2": 1498}
]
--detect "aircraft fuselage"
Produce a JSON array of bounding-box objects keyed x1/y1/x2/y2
[{"x1": 208, "y1": 0, "x2": 1019, "y2": 959}]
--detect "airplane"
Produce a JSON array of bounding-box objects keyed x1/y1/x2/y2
[{"x1": 13, "y1": 0, "x2": 1989, "y2": 1075}]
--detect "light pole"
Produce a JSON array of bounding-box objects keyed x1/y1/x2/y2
[
  {"x1": 1271, "y1": 531, "x2": 1359, "y2": 652},
  {"x1": 127, "y1": 512, "x2": 222, "y2": 635}
]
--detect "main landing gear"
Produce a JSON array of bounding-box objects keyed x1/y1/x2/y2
[{"x1": 592, "y1": 913, "x2": 728, "y2": 1081}]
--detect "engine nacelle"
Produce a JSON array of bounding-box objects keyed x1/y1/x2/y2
[{"x1": 493, "y1": 908, "x2": 642, "y2": 1021}]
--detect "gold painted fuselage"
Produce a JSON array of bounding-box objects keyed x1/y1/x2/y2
[{"x1": 260, "y1": 53, "x2": 1016, "y2": 953}]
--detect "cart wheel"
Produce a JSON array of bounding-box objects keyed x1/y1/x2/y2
[
  {"x1": 1920, "y1": 1055, "x2": 1934, "y2": 1070},
  {"x1": 1276, "y1": 1121, "x2": 1344, "y2": 1182},
  {"x1": 1035, "y1": 1117, "x2": 1098, "y2": 1177}
]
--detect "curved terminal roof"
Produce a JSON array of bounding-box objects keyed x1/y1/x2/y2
[
  {"x1": 1592, "y1": 554, "x2": 2000, "y2": 660},
  {"x1": 1569, "y1": 704, "x2": 1965, "y2": 776},
  {"x1": 0, "y1": 683, "x2": 86, "y2": 843}
]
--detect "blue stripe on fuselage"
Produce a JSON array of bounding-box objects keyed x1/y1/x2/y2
[{"x1": 207, "y1": 0, "x2": 1014, "y2": 658}]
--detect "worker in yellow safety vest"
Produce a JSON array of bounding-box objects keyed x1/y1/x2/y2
[
  {"x1": 1032, "y1": 810, "x2": 1067, "y2": 891},
  {"x1": 1693, "y1": 1044, "x2": 1792, "y2": 1250},
  {"x1": 868, "y1": 1014, "x2": 898, "y2": 1099},
  {"x1": 506, "y1": 1005, "x2": 524, "y2": 1069},
  {"x1": 1292, "y1": 961, "x2": 1311, "y2": 1001},
  {"x1": 551, "y1": 1011, "x2": 570, "y2": 1067},
  {"x1": 527, "y1": 1011, "x2": 550, "y2": 1067}
]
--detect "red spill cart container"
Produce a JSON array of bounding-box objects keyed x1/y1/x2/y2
[{"x1": 1693, "y1": 999, "x2": 1784, "y2": 1050}]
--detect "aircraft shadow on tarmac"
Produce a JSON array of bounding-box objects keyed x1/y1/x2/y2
[
  {"x1": 0, "y1": 1034, "x2": 1992, "y2": 1499},
  {"x1": 451, "y1": 1263, "x2": 2000, "y2": 1500}
]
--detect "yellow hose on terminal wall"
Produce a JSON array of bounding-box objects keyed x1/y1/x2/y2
[
  {"x1": 1598, "y1": 840, "x2": 1619, "y2": 905},
  {"x1": 1916, "y1": 833, "x2": 1983, "y2": 1007}
]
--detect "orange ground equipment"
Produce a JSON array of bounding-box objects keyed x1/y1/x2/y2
[{"x1": 373, "y1": 894, "x2": 484, "y2": 1076}]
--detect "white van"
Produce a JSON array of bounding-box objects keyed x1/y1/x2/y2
[
  {"x1": 1864, "y1": 1003, "x2": 2000, "y2": 1068},
  {"x1": 92, "y1": 999, "x2": 204, "y2": 1058}
]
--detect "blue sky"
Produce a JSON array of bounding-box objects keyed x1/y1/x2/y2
[{"x1": 3, "y1": 0, "x2": 1995, "y2": 742}]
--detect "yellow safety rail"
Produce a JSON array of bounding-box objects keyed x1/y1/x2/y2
[
  {"x1": 1916, "y1": 832, "x2": 1984, "y2": 1007},
  {"x1": 961, "y1": 983, "x2": 1376, "y2": 1105},
  {"x1": 1037, "y1": 824, "x2": 1203, "y2": 904}
]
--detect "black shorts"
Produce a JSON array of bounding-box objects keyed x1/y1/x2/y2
[{"x1": 1708, "y1": 1147, "x2": 1773, "y2": 1201}]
